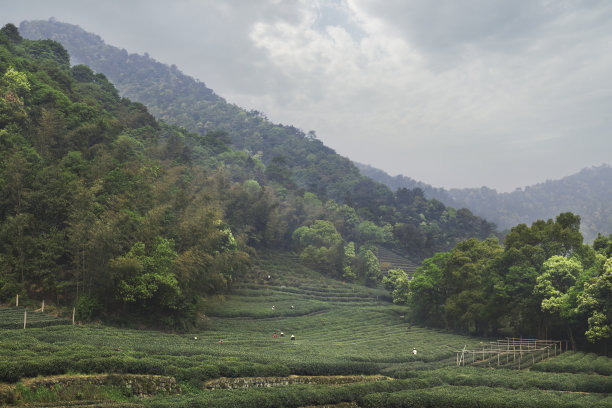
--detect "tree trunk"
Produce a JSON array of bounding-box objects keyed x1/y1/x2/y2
[{"x1": 567, "y1": 324, "x2": 576, "y2": 351}]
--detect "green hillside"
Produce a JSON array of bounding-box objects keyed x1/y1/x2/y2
[{"x1": 18, "y1": 19, "x2": 498, "y2": 263}]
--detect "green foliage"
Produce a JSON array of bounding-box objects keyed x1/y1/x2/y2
[
  {"x1": 533, "y1": 351, "x2": 612, "y2": 375},
  {"x1": 578, "y1": 258, "x2": 612, "y2": 343},
  {"x1": 383, "y1": 269, "x2": 411, "y2": 304},
  {"x1": 111, "y1": 237, "x2": 180, "y2": 309},
  {"x1": 357, "y1": 248, "x2": 381, "y2": 285},
  {"x1": 534, "y1": 255, "x2": 581, "y2": 315},
  {"x1": 407, "y1": 252, "x2": 449, "y2": 322},
  {"x1": 292, "y1": 220, "x2": 344, "y2": 276},
  {"x1": 0, "y1": 25, "x2": 258, "y2": 328},
  {"x1": 75, "y1": 294, "x2": 101, "y2": 321},
  {"x1": 406, "y1": 212, "x2": 612, "y2": 348},
  {"x1": 293, "y1": 220, "x2": 342, "y2": 248}
]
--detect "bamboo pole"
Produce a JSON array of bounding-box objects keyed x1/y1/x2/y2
[
  {"x1": 23, "y1": 310, "x2": 27, "y2": 329},
  {"x1": 16, "y1": 294, "x2": 18, "y2": 307}
]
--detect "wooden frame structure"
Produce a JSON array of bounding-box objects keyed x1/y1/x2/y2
[{"x1": 456, "y1": 338, "x2": 566, "y2": 369}]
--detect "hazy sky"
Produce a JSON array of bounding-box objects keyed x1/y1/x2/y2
[{"x1": 3, "y1": 0, "x2": 612, "y2": 191}]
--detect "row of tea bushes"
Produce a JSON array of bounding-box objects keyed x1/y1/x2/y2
[
  {"x1": 359, "y1": 385, "x2": 612, "y2": 408},
  {"x1": 532, "y1": 351, "x2": 612, "y2": 375}
]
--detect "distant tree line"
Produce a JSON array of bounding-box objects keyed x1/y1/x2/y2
[{"x1": 357, "y1": 162, "x2": 612, "y2": 242}]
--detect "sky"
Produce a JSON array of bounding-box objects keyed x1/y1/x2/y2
[{"x1": 2, "y1": 0, "x2": 612, "y2": 192}]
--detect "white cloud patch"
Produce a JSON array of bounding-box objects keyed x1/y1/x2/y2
[{"x1": 239, "y1": 0, "x2": 612, "y2": 190}]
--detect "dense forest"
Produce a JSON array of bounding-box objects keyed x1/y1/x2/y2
[
  {"x1": 357, "y1": 162, "x2": 612, "y2": 242},
  {"x1": 0, "y1": 23, "x2": 495, "y2": 329},
  {"x1": 17, "y1": 20, "x2": 497, "y2": 257},
  {"x1": 384, "y1": 212, "x2": 612, "y2": 350}
]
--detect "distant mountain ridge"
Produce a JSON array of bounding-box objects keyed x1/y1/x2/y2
[{"x1": 357, "y1": 162, "x2": 612, "y2": 241}]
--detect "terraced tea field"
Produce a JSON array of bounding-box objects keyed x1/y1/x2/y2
[{"x1": 1, "y1": 252, "x2": 611, "y2": 407}]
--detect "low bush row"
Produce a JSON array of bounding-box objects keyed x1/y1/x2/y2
[
  {"x1": 533, "y1": 351, "x2": 612, "y2": 375},
  {"x1": 359, "y1": 385, "x2": 612, "y2": 408}
]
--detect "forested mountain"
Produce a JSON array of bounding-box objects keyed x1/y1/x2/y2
[
  {"x1": 357, "y1": 162, "x2": 612, "y2": 242},
  {"x1": 17, "y1": 20, "x2": 497, "y2": 255},
  {"x1": 19, "y1": 19, "x2": 363, "y2": 203},
  {"x1": 0, "y1": 23, "x2": 496, "y2": 328}
]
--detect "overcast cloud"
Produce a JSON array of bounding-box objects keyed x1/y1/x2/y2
[{"x1": 2, "y1": 0, "x2": 612, "y2": 191}]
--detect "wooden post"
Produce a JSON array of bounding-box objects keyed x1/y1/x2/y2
[
  {"x1": 41, "y1": 300, "x2": 45, "y2": 312},
  {"x1": 23, "y1": 310, "x2": 27, "y2": 329},
  {"x1": 16, "y1": 294, "x2": 18, "y2": 307},
  {"x1": 72, "y1": 307, "x2": 76, "y2": 325}
]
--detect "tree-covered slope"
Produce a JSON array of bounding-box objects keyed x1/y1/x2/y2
[
  {"x1": 0, "y1": 22, "x2": 501, "y2": 330},
  {"x1": 0, "y1": 24, "x2": 261, "y2": 328},
  {"x1": 18, "y1": 19, "x2": 498, "y2": 262},
  {"x1": 19, "y1": 19, "x2": 362, "y2": 202},
  {"x1": 358, "y1": 162, "x2": 612, "y2": 242}
]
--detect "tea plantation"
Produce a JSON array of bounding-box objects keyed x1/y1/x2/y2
[{"x1": 1, "y1": 253, "x2": 611, "y2": 407}]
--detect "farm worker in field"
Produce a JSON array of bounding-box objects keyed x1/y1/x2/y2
[
  {"x1": 273, "y1": 332, "x2": 277, "y2": 339},
  {"x1": 280, "y1": 332, "x2": 284, "y2": 337},
  {"x1": 272, "y1": 305, "x2": 275, "y2": 310},
  {"x1": 290, "y1": 305, "x2": 294, "y2": 310},
  {"x1": 291, "y1": 334, "x2": 295, "y2": 341},
  {"x1": 218, "y1": 339, "x2": 224, "y2": 344},
  {"x1": 413, "y1": 348, "x2": 417, "y2": 355}
]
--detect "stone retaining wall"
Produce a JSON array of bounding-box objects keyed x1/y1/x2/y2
[
  {"x1": 19, "y1": 374, "x2": 179, "y2": 398},
  {"x1": 204, "y1": 375, "x2": 388, "y2": 390}
]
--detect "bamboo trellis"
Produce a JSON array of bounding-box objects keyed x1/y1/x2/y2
[{"x1": 456, "y1": 338, "x2": 565, "y2": 369}]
